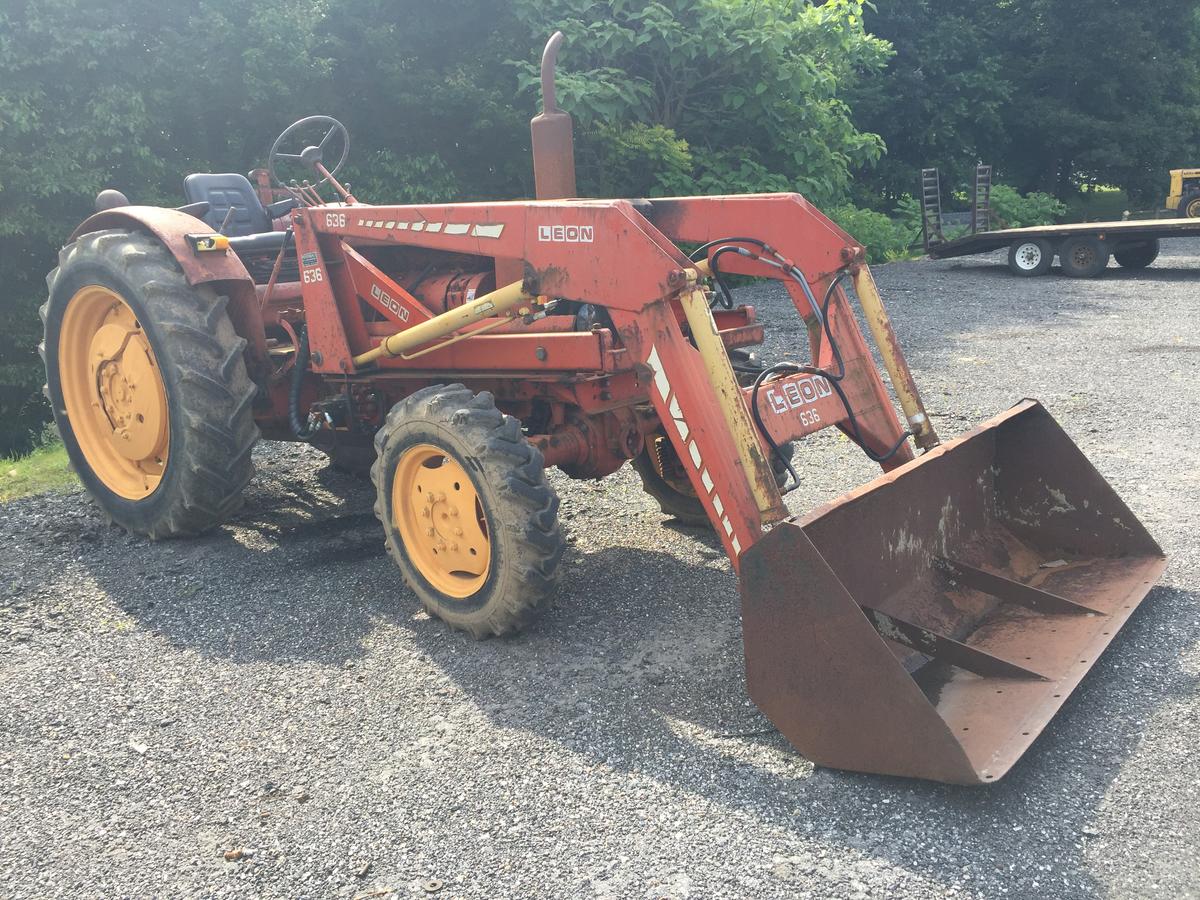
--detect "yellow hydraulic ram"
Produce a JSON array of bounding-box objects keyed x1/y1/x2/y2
[
  {"x1": 353, "y1": 280, "x2": 534, "y2": 367},
  {"x1": 850, "y1": 267, "x2": 940, "y2": 450}
]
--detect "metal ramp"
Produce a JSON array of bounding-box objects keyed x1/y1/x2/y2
[
  {"x1": 921, "y1": 167, "x2": 945, "y2": 251},
  {"x1": 973, "y1": 165, "x2": 992, "y2": 233}
]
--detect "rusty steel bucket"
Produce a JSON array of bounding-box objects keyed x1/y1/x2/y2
[{"x1": 740, "y1": 400, "x2": 1165, "y2": 784}]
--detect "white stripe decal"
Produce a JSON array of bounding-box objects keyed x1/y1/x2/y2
[
  {"x1": 472, "y1": 223, "x2": 505, "y2": 239},
  {"x1": 647, "y1": 347, "x2": 670, "y2": 400},
  {"x1": 426, "y1": 222, "x2": 443, "y2": 233},
  {"x1": 411, "y1": 222, "x2": 426, "y2": 231},
  {"x1": 645, "y1": 342, "x2": 747, "y2": 559},
  {"x1": 384, "y1": 221, "x2": 396, "y2": 229},
  {"x1": 669, "y1": 396, "x2": 687, "y2": 440},
  {"x1": 395, "y1": 222, "x2": 409, "y2": 230},
  {"x1": 445, "y1": 223, "x2": 470, "y2": 235}
]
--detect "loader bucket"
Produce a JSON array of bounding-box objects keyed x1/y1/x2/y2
[{"x1": 740, "y1": 400, "x2": 1165, "y2": 784}]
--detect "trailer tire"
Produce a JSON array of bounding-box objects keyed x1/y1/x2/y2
[
  {"x1": 1114, "y1": 239, "x2": 1160, "y2": 270},
  {"x1": 1007, "y1": 238, "x2": 1054, "y2": 276},
  {"x1": 1058, "y1": 236, "x2": 1110, "y2": 278},
  {"x1": 371, "y1": 384, "x2": 564, "y2": 639}
]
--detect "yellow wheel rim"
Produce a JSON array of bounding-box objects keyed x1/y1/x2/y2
[
  {"x1": 58, "y1": 285, "x2": 169, "y2": 500},
  {"x1": 392, "y1": 443, "x2": 491, "y2": 598}
]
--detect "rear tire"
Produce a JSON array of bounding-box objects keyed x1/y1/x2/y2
[
  {"x1": 371, "y1": 384, "x2": 565, "y2": 638},
  {"x1": 1058, "y1": 236, "x2": 1110, "y2": 278},
  {"x1": 1007, "y1": 238, "x2": 1053, "y2": 276},
  {"x1": 41, "y1": 229, "x2": 258, "y2": 537},
  {"x1": 1114, "y1": 239, "x2": 1160, "y2": 270},
  {"x1": 1180, "y1": 193, "x2": 1200, "y2": 219}
]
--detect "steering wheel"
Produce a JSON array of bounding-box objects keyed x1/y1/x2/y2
[{"x1": 267, "y1": 115, "x2": 350, "y2": 188}]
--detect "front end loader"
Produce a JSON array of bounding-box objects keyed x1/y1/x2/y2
[{"x1": 40, "y1": 34, "x2": 1164, "y2": 784}]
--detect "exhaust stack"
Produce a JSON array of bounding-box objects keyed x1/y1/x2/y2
[{"x1": 531, "y1": 31, "x2": 578, "y2": 200}]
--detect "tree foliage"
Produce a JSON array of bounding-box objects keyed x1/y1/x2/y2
[
  {"x1": 850, "y1": 0, "x2": 1200, "y2": 204},
  {"x1": 512, "y1": 0, "x2": 890, "y2": 202}
]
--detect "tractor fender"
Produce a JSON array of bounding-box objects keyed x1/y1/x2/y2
[{"x1": 69, "y1": 206, "x2": 270, "y2": 382}]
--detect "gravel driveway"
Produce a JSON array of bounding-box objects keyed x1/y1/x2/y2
[{"x1": 3, "y1": 244, "x2": 1199, "y2": 899}]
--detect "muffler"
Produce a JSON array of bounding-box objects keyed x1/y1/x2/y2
[{"x1": 740, "y1": 400, "x2": 1165, "y2": 784}]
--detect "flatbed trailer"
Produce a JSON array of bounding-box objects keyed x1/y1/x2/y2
[{"x1": 926, "y1": 217, "x2": 1200, "y2": 277}]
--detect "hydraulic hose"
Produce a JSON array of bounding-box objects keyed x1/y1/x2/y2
[{"x1": 289, "y1": 326, "x2": 314, "y2": 439}]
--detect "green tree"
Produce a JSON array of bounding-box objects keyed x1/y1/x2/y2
[
  {"x1": 851, "y1": 0, "x2": 1200, "y2": 206},
  {"x1": 993, "y1": 0, "x2": 1200, "y2": 202},
  {"x1": 847, "y1": 0, "x2": 1010, "y2": 203},
  {"x1": 511, "y1": 0, "x2": 891, "y2": 203}
]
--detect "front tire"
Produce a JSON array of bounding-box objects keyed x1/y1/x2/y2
[
  {"x1": 1180, "y1": 193, "x2": 1200, "y2": 219},
  {"x1": 1058, "y1": 236, "x2": 1110, "y2": 278},
  {"x1": 1007, "y1": 238, "x2": 1053, "y2": 276},
  {"x1": 371, "y1": 384, "x2": 565, "y2": 638},
  {"x1": 634, "y1": 430, "x2": 792, "y2": 527},
  {"x1": 41, "y1": 229, "x2": 258, "y2": 537}
]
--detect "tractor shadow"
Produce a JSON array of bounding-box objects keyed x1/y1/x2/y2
[
  {"x1": 401, "y1": 542, "x2": 1199, "y2": 899},
  {"x1": 79, "y1": 467, "x2": 1200, "y2": 897}
]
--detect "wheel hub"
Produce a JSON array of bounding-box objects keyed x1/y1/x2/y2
[
  {"x1": 1015, "y1": 243, "x2": 1042, "y2": 269},
  {"x1": 90, "y1": 322, "x2": 166, "y2": 461},
  {"x1": 393, "y1": 445, "x2": 491, "y2": 598},
  {"x1": 58, "y1": 286, "x2": 169, "y2": 499}
]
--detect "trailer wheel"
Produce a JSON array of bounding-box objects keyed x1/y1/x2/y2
[
  {"x1": 1113, "y1": 239, "x2": 1160, "y2": 270},
  {"x1": 41, "y1": 229, "x2": 258, "y2": 537},
  {"x1": 1058, "y1": 236, "x2": 1110, "y2": 278},
  {"x1": 371, "y1": 384, "x2": 565, "y2": 639},
  {"x1": 1007, "y1": 238, "x2": 1054, "y2": 276},
  {"x1": 1181, "y1": 193, "x2": 1200, "y2": 219}
]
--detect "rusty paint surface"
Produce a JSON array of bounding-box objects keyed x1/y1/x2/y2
[{"x1": 740, "y1": 400, "x2": 1165, "y2": 784}]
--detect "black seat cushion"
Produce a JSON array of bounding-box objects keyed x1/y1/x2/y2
[{"x1": 183, "y1": 173, "x2": 272, "y2": 236}]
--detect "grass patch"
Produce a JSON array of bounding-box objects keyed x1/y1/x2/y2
[{"x1": 0, "y1": 441, "x2": 78, "y2": 502}]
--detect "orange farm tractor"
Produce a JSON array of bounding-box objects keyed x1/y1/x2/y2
[{"x1": 40, "y1": 34, "x2": 1164, "y2": 783}]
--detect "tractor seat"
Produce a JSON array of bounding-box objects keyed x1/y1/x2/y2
[
  {"x1": 182, "y1": 173, "x2": 296, "y2": 237},
  {"x1": 183, "y1": 173, "x2": 300, "y2": 283}
]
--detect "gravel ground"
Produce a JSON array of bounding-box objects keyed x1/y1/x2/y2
[{"x1": 3, "y1": 244, "x2": 1199, "y2": 899}]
